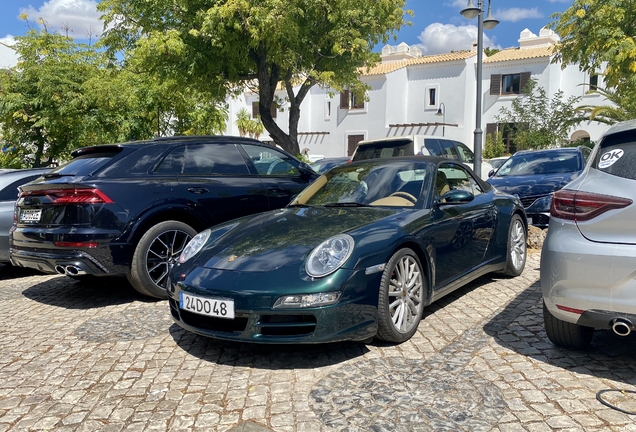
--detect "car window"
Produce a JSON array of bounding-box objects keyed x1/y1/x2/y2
[
  {"x1": 422, "y1": 139, "x2": 443, "y2": 156},
  {"x1": 0, "y1": 175, "x2": 43, "y2": 201},
  {"x1": 181, "y1": 143, "x2": 250, "y2": 175},
  {"x1": 241, "y1": 144, "x2": 300, "y2": 176},
  {"x1": 593, "y1": 130, "x2": 636, "y2": 180},
  {"x1": 496, "y1": 151, "x2": 581, "y2": 177},
  {"x1": 155, "y1": 146, "x2": 186, "y2": 175},
  {"x1": 439, "y1": 140, "x2": 460, "y2": 160},
  {"x1": 352, "y1": 139, "x2": 414, "y2": 161},
  {"x1": 50, "y1": 152, "x2": 120, "y2": 177},
  {"x1": 439, "y1": 163, "x2": 483, "y2": 196},
  {"x1": 454, "y1": 142, "x2": 475, "y2": 164}
]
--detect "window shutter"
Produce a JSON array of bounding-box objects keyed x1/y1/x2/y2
[
  {"x1": 486, "y1": 123, "x2": 498, "y2": 138},
  {"x1": 490, "y1": 74, "x2": 501, "y2": 95},
  {"x1": 340, "y1": 90, "x2": 350, "y2": 109},
  {"x1": 347, "y1": 134, "x2": 364, "y2": 156},
  {"x1": 519, "y1": 72, "x2": 531, "y2": 94},
  {"x1": 252, "y1": 101, "x2": 259, "y2": 118},
  {"x1": 270, "y1": 103, "x2": 277, "y2": 119}
]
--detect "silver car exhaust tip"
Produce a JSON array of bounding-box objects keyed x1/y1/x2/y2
[
  {"x1": 55, "y1": 265, "x2": 67, "y2": 275},
  {"x1": 611, "y1": 319, "x2": 632, "y2": 337},
  {"x1": 64, "y1": 265, "x2": 81, "y2": 276}
]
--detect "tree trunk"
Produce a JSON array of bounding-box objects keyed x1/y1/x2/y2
[{"x1": 251, "y1": 45, "x2": 313, "y2": 157}]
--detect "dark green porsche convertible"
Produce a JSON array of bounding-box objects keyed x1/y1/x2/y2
[{"x1": 168, "y1": 157, "x2": 527, "y2": 344}]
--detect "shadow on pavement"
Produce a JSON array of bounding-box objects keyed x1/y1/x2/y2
[
  {"x1": 0, "y1": 263, "x2": 44, "y2": 280},
  {"x1": 21, "y1": 274, "x2": 160, "y2": 308},
  {"x1": 484, "y1": 279, "x2": 636, "y2": 386}
]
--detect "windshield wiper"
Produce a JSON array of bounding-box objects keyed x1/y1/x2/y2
[
  {"x1": 43, "y1": 173, "x2": 76, "y2": 179},
  {"x1": 324, "y1": 202, "x2": 371, "y2": 207},
  {"x1": 287, "y1": 203, "x2": 318, "y2": 208}
]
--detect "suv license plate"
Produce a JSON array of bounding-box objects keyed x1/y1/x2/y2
[
  {"x1": 180, "y1": 292, "x2": 235, "y2": 319},
  {"x1": 20, "y1": 209, "x2": 42, "y2": 223}
]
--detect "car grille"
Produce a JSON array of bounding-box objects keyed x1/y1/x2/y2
[
  {"x1": 520, "y1": 195, "x2": 545, "y2": 208},
  {"x1": 531, "y1": 214, "x2": 550, "y2": 226},
  {"x1": 256, "y1": 315, "x2": 317, "y2": 336}
]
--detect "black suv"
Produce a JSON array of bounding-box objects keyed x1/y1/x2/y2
[{"x1": 10, "y1": 136, "x2": 318, "y2": 298}]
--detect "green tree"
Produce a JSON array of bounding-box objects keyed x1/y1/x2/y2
[
  {"x1": 0, "y1": 28, "x2": 108, "y2": 167},
  {"x1": 495, "y1": 79, "x2": 583, "y2": 150},
  {"x1": 483, "y1": 131, "x2": 506, "y2": 159},
  {"x1": 574, "y1": 85, "x2": 636, "y2": 125},
  {"x1": 550, "y1": 0, "x2": 636, "y2": 90},
  {"x1": 98, "y1": 0, "x2": 411, "y2": 155}
]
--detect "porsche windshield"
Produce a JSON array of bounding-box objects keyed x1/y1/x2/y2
[{"x1": 297, "y1": 161, "x2": 431, "y2": 207}]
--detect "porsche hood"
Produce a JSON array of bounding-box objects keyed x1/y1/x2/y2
[{"x1": 191, "y1": 206, "x2": 400, "y2": 272}]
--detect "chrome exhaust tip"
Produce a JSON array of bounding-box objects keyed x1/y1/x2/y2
[
  {"x1": 611, "y1": 319, "x2": 632, "y2": 337},
  {"x1": 64, "y1": 265, "x2": 81, "y2": 276},
  {"x1": 55, "y1": 265, "x2": 67, "y2": 275}
]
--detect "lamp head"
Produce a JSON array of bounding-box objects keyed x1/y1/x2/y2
[
  {"x1": 460, "y1": 0, "x2": 480, "y2": 19},
  {"x1": 435, "y1": 106, "x2": 444, "y2": 116},
  {"x1": 483, "y1": 3, "x2": 499, "y2": 30}
]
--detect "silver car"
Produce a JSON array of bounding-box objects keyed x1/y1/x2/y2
[
  {"x1": 541, "y1": 120, "x2": 636, "y2": 349},
  {"x1": 0, "y1": 168, "x2": 50, "y2": 263}
]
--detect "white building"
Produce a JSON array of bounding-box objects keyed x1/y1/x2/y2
[{"x1": 224, "y1": 28, "x2": 609, "y2": 158}]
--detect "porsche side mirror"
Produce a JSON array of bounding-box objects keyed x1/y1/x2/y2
[
  {"x1": 488, "y1": 169, "x2": 495, "y2": 177},
  {"x1": 437, "y1": 189, "x2": 475, "y2": 205}
]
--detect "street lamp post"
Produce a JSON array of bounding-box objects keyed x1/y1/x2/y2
[
  {"x1": 435, "y1": 102, "x2": 446, "y2": 137},
  {"x1": 460, "y1": 0, "x2": 499, "y2": 177}
]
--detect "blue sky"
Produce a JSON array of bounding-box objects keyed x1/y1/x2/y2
[{"x1": 1, "y1": 0, "x2": 575, "y2": 68}]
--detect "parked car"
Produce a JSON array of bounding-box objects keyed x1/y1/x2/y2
[
  {"x1": 486, "y1": 147, "x2": 591, "y2": 227},
  {"x1": 350, "y1": 135, "x2": 494, "y2": 179},
  {"x1": 0, "y1": 168, "x2": 51, "y2": 263},
  {"x1": 487, "y1": 156, "x2": 509, "y2": 173},
  {"x1": 542, "y1": 121, "x2": 636, "y2": 349},
  {"x1": 168, "y1": 156, "x2": 527, "y2": 344},
  {"x1": 309, "y1": 156, "x2": 351, "y2": 174},
  {"x1": 10, "y1": 136, "x2": 318, "y2": 298}
]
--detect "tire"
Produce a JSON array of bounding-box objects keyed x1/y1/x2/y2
[
  {"x1": 543, "y1": 301, "x2": 593, "y2": 349},
  {"x1": 127, "y1": 221, "x2": 197, "y2": 299},
  {"x1": 376, "y1": 248, "x2": 426, "y2": 343},
  {"x1": 500, "y1": 214, "x2": 527, "y2": 277}
]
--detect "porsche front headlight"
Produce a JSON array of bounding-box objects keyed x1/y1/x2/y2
[
  {"x1": 179, "y1": 229, "x2": 211, "y2": 264},
  {"x1": 305, "y1": 234, "x2": 354, "y2": 278}
]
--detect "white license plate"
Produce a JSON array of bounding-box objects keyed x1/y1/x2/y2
[
  {"x1": 180, "y1": 292, "x2": 235, "y2": 319},
  {"x1": 20, "y1": 209, "x2": 42, "y2": 223}
]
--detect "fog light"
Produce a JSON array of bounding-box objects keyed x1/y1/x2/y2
[{"x1": 273, "y1": 292, "x2": 342, "y2": 308}]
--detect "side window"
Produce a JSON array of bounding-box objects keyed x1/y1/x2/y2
[
  {"x1": 454, "y1": 142, "x2": 475, "y2": 164},
  {"x1": 581, "y1": 146, "x2": 591, "y2": 162},
  {"x1": 242, "y1": 144, "x2": 300, "y2": 176},
  {"x1": 439, "y1": 163, "x2": 483, "y2": 196},
  {"x1": 439, "y1": 140, "x2": 460, "y2": 160},
  {"x1": 182, "y1": 143, "x2": 250, "y2": 175},
  {"x1": 155, "y1": 146, "x2": 186, "y2": 175},
  {"x1": 0, "y1": 175, "x2": 43, "y2": 201},
  {"x1": 422, "y1": 139, "x2": 443, "y2": 156}
]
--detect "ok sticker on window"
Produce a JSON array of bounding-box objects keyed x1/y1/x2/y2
[{"x1": 599, "y1": 149, "x2": 624, "y2": 168}]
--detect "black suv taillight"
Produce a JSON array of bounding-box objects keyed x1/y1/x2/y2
[
  {"x1": 550, "y1": 190, "x2": 632, "y2": 221},
  {"x1": 20, "y1": 188, "x2": 114, "y2": 204}
]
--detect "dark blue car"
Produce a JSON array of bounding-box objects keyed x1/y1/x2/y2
[{"x1": 487, "y1": 147, "x2": 591, "y2": 227}]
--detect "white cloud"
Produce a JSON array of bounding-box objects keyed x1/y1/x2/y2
[
  {"x1": 495, "y1": 8, "x2": 543, "y2": 22},
  {"x1": 0, "y1": 36, "x2": 19, "y2": 69},
  {"x1": 414, "y1": 23, "x2": 500, "y2": 55},
  {"x1": 20, "y1": 0, "x2": 103, "y2": 39}
]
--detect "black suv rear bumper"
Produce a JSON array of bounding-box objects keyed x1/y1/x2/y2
[{"x1": 10, "y1": 247, "x2": 113, "y2": 276}]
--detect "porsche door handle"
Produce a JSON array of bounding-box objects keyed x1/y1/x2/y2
[{"x1": 187, "y1": 187, "x2": 209, "y2": 194}]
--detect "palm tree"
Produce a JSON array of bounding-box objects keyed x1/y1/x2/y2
[
  {"x1": 575, "y1": 86, "x2": 636, "y2": 125},
  {"x1": 234, "y1": 108, "x2": 251, "y2": 136}
]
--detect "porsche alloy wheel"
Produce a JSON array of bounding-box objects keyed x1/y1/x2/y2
[
  {"x1": 377, "y1": 248, "x2": 425, "y2": 343},
  {"x1": 128, "y1": 221, "x2": 197, "y2": 299},
  {"x1": 501, "y1": 214, "x2": 527, "y2": 277}
]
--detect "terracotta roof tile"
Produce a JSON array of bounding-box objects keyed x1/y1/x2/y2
[
  {"x1": 360, "y1": 51, "x2": 476, "y2": 76},
  {"x1": 483, "y1": 46, "x2": 554, "y2": 63}
]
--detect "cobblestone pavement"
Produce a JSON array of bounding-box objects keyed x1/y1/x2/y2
[{"x1": 1, "y1": 252, "x2": 635, "y2": 432}]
